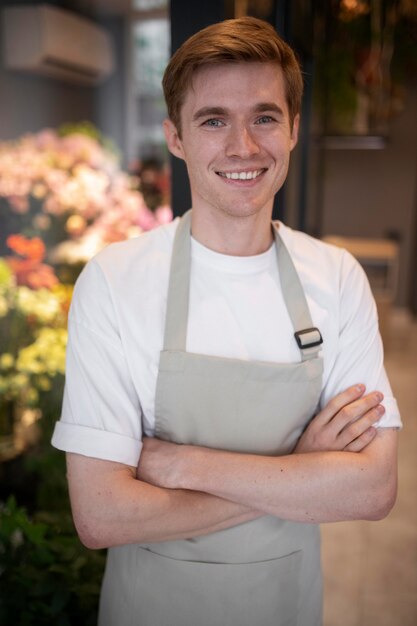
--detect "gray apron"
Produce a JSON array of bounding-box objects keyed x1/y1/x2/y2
[{"x1": 99, "y1": 210, "x2": 324, "y2": 626}]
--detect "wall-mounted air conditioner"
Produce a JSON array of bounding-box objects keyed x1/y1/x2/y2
[{"x1": 1, "y1": 4, "x2": 115, "y2": 85}]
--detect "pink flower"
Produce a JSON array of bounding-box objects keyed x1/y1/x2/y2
[
  {"x1": 0, "y1": 126, "x2": 173, "y2": 256},
  {"x1": 155, "y1": 205, "x2": 173, "y2": 225},
  {"x1": 8, "y1": 195, "x2": 29, "y2": 213}
]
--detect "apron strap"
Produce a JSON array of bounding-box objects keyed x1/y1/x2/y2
[
  {"x1": 163, "y1": 211, "x2": 323, "y2": 361},
  {"x1": 272, "y1": 223, "x2": 323, "y2": 361},
  {"x1": 162, "y1": 210, "x2": 192, "y2": 352}
]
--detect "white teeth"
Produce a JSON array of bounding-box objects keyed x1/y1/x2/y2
[{"x1": 220, "y1": 169, "x2": 263, "y2": 180}]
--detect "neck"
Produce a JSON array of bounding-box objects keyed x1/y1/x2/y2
[{"x1": 190, "y1": 208, "x2": 274, "y2": 256}]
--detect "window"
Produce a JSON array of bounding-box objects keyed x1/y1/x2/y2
[{"x1": 128, "y1": 1, "x2": 170, "y2": 165}]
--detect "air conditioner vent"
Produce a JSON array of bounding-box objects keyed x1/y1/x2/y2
[{"x1": 2, "y1": 5, "x2": 115, "y2": 85}]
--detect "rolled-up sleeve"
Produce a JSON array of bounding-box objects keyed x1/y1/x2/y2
[{"x1": 51, "y1": 260, "x2": 143, "y2": 466}]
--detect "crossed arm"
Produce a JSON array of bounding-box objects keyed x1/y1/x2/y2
[{"x1": 67, "y1": 385, "x2": 398, "y2": 550}]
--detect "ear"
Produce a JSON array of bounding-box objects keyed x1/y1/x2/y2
[
  {"x1": 163, "y1": 119, "x2": 185, "y2": 160},
  {"x1": 289, "y1": 114, "x2": 300, "y2": 151}
]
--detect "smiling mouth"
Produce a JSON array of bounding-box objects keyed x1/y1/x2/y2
[{"x1": 216, "y1": 169, "x2": 266, "y2": 181}]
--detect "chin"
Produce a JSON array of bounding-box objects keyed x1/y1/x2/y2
[{"x1": 216, "y1": 208, "x2": 258, "y2": 220}]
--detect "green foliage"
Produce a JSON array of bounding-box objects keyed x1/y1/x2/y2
[
  {"x1": 0, "y1": 496, "x2": 106, "y2": 626},
  {"x1": 0, "y1": 382, "x2": 106, "y2": 624},
  {"x1": 313, "y1": 2, "x2": 417, "y2": 135},
  {"x1": 314, "y1": 47, "x2": 358, "y2": 132},
  {"x1": 24, "y1": 385, "x2": 74, "y2": 513}
]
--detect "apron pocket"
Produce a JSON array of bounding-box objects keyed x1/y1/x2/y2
[{"x1": 132, "y1": 547, "x2": 302, "y2": 626}]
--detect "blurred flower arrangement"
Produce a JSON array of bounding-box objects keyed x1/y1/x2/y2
[
  {"x1": 0, "y1": 235, "x2": 72, "y2": 410},
  {"x1": 0, "y1": 122, "x2": 171, "y2": 459},
  {"x1": 0, "y1": 122, "x2": 172, "y2": 265},
  {"x1": 0, "y1": 124, "x2": 172, "y2": 617}
]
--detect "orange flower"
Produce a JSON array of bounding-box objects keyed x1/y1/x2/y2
[
  {"x1": 6, "y1": 235, "x2": 46, "y2": 262},
  {"x1": 6, "y1": 234, "x2": 58, "y2": 289}
]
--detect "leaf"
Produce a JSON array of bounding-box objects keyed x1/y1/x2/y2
[{"x1": 49, "y1": 587, "x2": 71, "y2": 615}]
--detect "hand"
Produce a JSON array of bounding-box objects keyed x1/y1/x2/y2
[
  {"x1": 137, "y1": 437, "x2": 186, "y2": 489},
  {"x1": 294, "y1": 384, "x2": 384, "y2": 454}
]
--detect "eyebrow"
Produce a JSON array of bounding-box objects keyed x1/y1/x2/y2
[
  {"x1": 192, "y1": 102, "x2": 285, "y2": 122},
  {"x1": 192, "y1": 106, "x2": 228, "y2": 122},
  {"x1": 254, "y1": 102, "x2": 285, "y2": 116}
]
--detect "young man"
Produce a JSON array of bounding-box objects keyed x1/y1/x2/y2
[{"x1": 52, "y1": 17, "x2": 401, "y2": 626}]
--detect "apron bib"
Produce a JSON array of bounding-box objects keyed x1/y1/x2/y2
[{"x1": 99, "y1": 211, "x2": 324, "y2": 626}]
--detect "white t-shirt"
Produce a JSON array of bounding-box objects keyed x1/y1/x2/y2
[{"x1": 52, "y1": 218, "x2": 402, "y2": 466}]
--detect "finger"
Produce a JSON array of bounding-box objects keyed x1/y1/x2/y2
[
  {"x1": 343, "y1": 426, "x2": 377, "y2": 452},
  {"x1": 332, "y1": 392, "x2": 384, "y2": 436},
  {"x1": 313, "y1": 384, "x2": 366, "y2": 427},
  {"x1": 336, "y1": 404, "x2": 385, "y2": 448}
]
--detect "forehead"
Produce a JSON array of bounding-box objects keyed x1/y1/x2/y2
[{"x1": 182, "y1": 61, "x2": 288, "y2": 114}]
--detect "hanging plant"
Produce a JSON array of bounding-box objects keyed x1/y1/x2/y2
[{"x1": 314, "y1": 0, "x2": 417, "y2": 136}]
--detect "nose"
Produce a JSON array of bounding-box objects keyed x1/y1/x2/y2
[{"x1": 225, "y1": 125, "x2": 260, "y2": 159}]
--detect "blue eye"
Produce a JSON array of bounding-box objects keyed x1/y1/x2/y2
[
  {"x1": 256, "y1": 115, "x2": 274, "y2": 124},
  {"x1": 202, "y1": 119, "x2": 224, "y2": 127}
]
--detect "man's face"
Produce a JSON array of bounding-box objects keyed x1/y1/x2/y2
[{"x1": 164, "y1": 61, "x2": 299, "y2": 222}]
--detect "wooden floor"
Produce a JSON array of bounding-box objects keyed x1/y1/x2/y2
[{"x1": 322, "y1": 310, "x2": 417, "y2": 626}]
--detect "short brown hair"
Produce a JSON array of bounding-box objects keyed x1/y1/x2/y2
[{"x1": 162, "y1": 16, "x2": 303, "y2": 135}]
